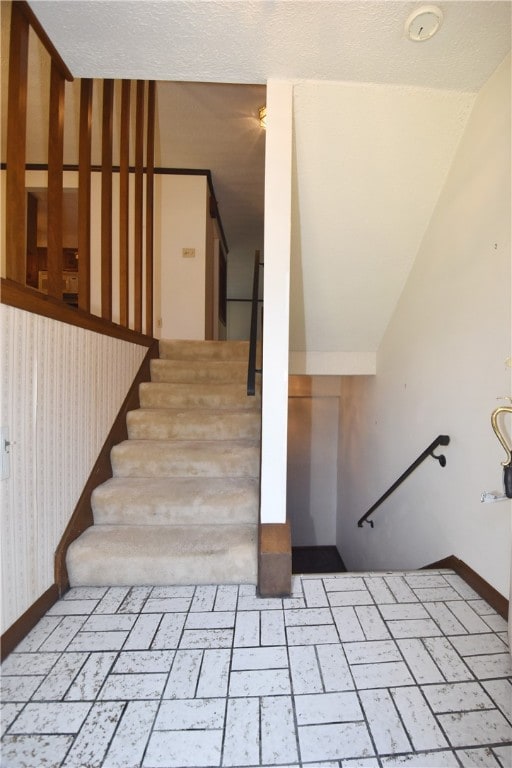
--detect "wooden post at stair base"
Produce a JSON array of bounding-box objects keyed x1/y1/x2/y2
[
  {"x1": 5, "y1": 2, "x2": 29, "y2": 284},
  {"x1": 46, "y1": 60, "x2": 65, "y2": 300},
  {"x1": 78, "y1": 78, "x2": 93, "y2": 312},
  {"x1": 258, "y1": 522, "x2": 292, "y2": 597}
]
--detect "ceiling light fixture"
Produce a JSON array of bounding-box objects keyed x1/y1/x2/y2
[
  {"x1": 259, "y1": 105, "x2": 267, "y2": 129},
  {"x1": 405, "y1": 5, "x2": 444, "y2": 41}
]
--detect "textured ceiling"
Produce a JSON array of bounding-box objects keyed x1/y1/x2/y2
[
  {"x1": 20, "y1": 1, "x2": 512, "y2": 362},
  {"x1": 28, "y1": 1, "x2": 512, "y2": 91}
]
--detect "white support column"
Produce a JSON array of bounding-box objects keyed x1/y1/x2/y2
[{"x1": 260, "y1": 80, "x2": 293, "y2": 524}]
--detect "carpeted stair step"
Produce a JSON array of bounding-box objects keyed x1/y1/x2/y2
[
  {"x1": 92, "y1": 477, "x2": 259, "y2": 526},
  {"x1": 159, "y1": 339, "x2": 250, "y2": 362},
  {"x1": 127, "y1": 408, "x2": 261, "y2": 440},
  {"x1": 111, "y1": 439, "x2": 260, "y2": 478},
  {"x1": 139, "y1": 382, "x2": 260, "y2": 410},
  {"x1": 66, "y1": 523, "x2": 258, "y2": 587},
  {"x1": 67, "y1": 338, "x2": 263, "y2": 589},
  {"x1": 151, "y1": 358, "x2": 247, "y2": 384}
]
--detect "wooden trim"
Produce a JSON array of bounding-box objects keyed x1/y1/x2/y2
[
  {"x1": 424, "y1": 555, "x2": 508, "y2": 619},
  {"x1": 101, "y1": 79, "x2": 114, "y2": 321},
  {"x1": 1, "y1": 584, "x2": 60, "y2": 661},
  {"x1": 119, "y1": 80, "x2": 131, "y2": 327},
  {"x1": 134, "y1": 80, "x2": 145, "y2": 332},
  {"x1": 2, "y1": 162, "x2": 230, "y2": 254},
  {"x1": 18, "y1": 1, "x2": 73, "y2": 81},
  {"x1": 258, "y1": 522, "x2": 292, "y2": 597},
  {"x1": 1, "y1": 279, "x2": 155, "y2": 347},
  {"x1": 5, "y1": 1, "x2": 29, "y2": 283},
  {"x1": 55, "y1": 340, "x2": 160, "y2": 591},
  {"x1": 78, "y1": 78, "x2": 92, "y2": 312},
  {"x1": 46, "y1": 60, "x2": 65, "y2": 300},
  {"x1": 145, "y1": 81, "x2": 155, "y2": 337}
]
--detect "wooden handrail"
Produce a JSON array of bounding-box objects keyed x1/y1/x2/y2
[{"x1": 1, "y1": 279, "x2": 154, "y2": 347}]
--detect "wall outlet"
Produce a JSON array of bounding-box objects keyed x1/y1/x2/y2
[{"x1": 182, "y1": 247, "x2": 196, "y2": 258}]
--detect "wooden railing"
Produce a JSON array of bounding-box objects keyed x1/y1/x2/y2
[
  {"x1": 247, "y1": 250, "x2": 263, "y2": 396},
  {"x1": 4, "y1": 1, "x2": 155, "y2": 337}
]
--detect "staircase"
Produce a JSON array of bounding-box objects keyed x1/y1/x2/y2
[{"x1": 66, "y1": 340, "x2": 260, "y2": 586}]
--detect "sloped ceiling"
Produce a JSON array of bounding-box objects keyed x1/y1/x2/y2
[{"x1": 24, "y1": 1, "x2": 512, "y2": 367}]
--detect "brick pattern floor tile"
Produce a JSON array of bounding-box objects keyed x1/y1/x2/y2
[{"x1": 1, "y1": 570, "x2": 511, "y2": 767}]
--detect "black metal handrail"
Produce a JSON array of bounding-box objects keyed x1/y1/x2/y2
[
  {"x1": 357, "y1": 435, "x2": 450, "y2": 528},
  {"x1": 247, "y1": 250, "x2": 263, "y2": 396}
]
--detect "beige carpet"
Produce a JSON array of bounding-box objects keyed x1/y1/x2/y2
[{"x1": 67, "y1": 340, "x2": 260, "y2": 586}]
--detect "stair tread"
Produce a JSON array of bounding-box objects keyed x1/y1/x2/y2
[
  {"x1": 128, "y1": 407, "x2": 259, "y2": 417},
  {"x1": 151, "y1": 359, "x2": 248, "y2": 383},
  {"x1": 126, "y1": 408, "x2": 260, "y2": 441},
  {"x1": 159, "y1": 339, "x2": 250, "y2": 361},
  {"x1": 113, "y1": 438, "x2": 260, "y2": 450},
  {"x1": 111, "y1": 439, "x2": 260, "y2": 479},
  {"x1": 92, "y1": 476, "x2": 259, "y2": 526},
  {"x1": 67, "y1": 524, "x2": 258, "y2": 586},
  {"x1": 139, "y1": 381, "x2": 260, "y2": 410}
]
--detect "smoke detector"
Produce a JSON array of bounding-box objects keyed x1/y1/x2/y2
[{"x1": 405, "y1": 5, "x2": 444, "y2": 41}]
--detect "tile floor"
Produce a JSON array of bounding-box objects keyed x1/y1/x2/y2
[{"x1": 1, "y1": 570, "x2": 511, "y2": 768}]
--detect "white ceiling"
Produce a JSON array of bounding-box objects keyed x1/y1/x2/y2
[
  {"x1": 28, "y1": 1, "x2": 512, "y2": 90},
  {"x1": 25, "y1": 1, "x2": 512, "y2": 364}
]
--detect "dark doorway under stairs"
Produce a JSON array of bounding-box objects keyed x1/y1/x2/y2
[{"x1": 292, "y1": 545, "x2": 347, "y2": 574}]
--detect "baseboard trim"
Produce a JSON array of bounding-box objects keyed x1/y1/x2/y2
[
  {"x1": 424, "y1": 555, "x2": 508, "y2": 619},
  {"x1": 1, "y1": 584, "x2": 60, "y2": 661},
  {"x1": 54, "y1": 339, "x2": 160, "y2": 593},
  {"x1": 258, "y1": 522, "x2": 292, "y2": 597}
]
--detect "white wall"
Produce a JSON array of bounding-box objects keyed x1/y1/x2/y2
[
  {"x1": 290, "y1": 81, "x2": 475, "y2": 375},
  {"x1": 337, "y1": 56, "x2": 512, "y2": 597},
  {"x1": 260, "y1": 80, "x2": 293, "y2": 525},
  {"x1": 288, "y1": 376, "x2": 340, "y2": 546},
  {"x1": 154, "y1": 174, "x2": 207, "y2": 340},
  {"x1": 0, "y1": 306, "x2": 146, "y2": 633}
]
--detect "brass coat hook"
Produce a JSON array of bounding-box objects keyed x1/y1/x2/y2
[{"x1": 491, "y1": 403, "x2": 512, "y2": 498}]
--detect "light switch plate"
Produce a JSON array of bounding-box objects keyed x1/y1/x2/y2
[
  {"x1": 182, "y1": 247, "x2": 196, "y2": 258},
  {"x1": 1, "y1": 426, "x2": 10, "y2": 481}
]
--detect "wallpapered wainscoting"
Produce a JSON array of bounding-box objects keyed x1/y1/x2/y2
[{"x1": 0, "y1": 305, "x2": 147, "y2": 634}]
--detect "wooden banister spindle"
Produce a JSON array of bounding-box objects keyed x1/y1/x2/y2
[
  {"x1": 119, "y1": 80, "x2": 131, "y2": 327},
  {"x1": 134, "y1": 80, "x2": 145, "y2": 333},
  {"x1": 145, "y1": 81, "x2": 155, "y2": 336},
  {"x1": 101, "y1": 79, "x2": 114, "y2": 320},
  {"x1": 46, "y1": 60, "x2": 65, "y2": 300},
  {"x1": 78, "y1": 79, "x2": 92, "y2": 312},
  {"x1": 6, "y1": 2, "x2": 29, "y2": 283}
]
